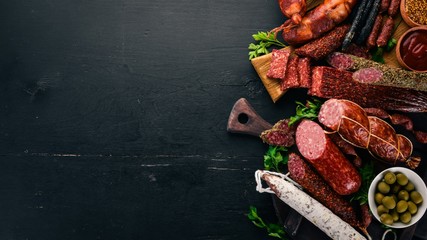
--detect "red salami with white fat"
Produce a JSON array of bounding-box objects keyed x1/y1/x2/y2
[
  {"x1": 288, "y1": 153, "x2": 363, "y2": 228},
  {"x1": 267, "y1": 48, "x2": 291, "y2": 79},
  {"x1": 298, "y1": 57, "x2": 312, "y2": 88},
  {"x1": 295, "y1": 119, "x2": 361, "y2": 195},
  {"x1": 282, "y1": 55, "x2": 300, "y2": 91}
]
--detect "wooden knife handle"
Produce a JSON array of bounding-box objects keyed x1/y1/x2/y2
[{"x1": 227, "y1": 98, "x2": 272, "y2": 137}]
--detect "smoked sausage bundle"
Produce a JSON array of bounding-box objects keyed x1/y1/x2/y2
[
  {"x1": 295, "y1": 119, "x2": 361, "y2": 195},
  {"x1": 318, "y1": 99, "x2": 421, "y2": 169}
]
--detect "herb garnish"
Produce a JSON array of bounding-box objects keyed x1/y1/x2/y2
[
  {"x1": 371, "y1": 38, "x2": 397, "y2": 64},
  {"x1": 263, "y1": 146, "x2": 288, "y2": 172},
  {"x1": 288, "y1": 98, "x2": 323, "y2": 126},
  {"x1": 248, "y1": 31, "x2": 286, "y2": 60},
  {"x1": 351, "y1": 160, "x2": 375, "y2": 205},
  {"x1": 247, "y1": 206, "x2": 288, "y2": 239}
]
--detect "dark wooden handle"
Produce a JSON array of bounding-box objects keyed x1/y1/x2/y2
[{"x1": 227, "y1": 98, "x2": 272, "y2": 137}]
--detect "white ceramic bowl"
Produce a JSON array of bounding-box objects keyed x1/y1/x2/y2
[{"x1": 368, "y1": 167, "x2": 427, "y2": 228}]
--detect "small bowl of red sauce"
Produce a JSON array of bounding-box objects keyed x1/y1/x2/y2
[{"x1": 396, "y1": 26, "x2": 427, "y2": 72}]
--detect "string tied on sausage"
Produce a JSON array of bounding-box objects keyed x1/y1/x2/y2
[{"x1": 255, "y1": 170, "x2": 301, "y2": 194}]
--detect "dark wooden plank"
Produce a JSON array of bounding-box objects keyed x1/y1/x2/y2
[{"x1": 0, "y1": 0, "x2": 426, "y2": 240}]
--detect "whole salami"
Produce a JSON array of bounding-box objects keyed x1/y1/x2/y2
[
  {"x1": 318, "y1": 99, "x2": 420, "y2": 169},
  {"x1": 288, "y1": 153, "x2": 364, "y2": 229},
  {"x1": 295, "y1": 119, "x2": 362, "y2": 195}
]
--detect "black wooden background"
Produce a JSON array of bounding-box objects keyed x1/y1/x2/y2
[{"x1": 0, "y1": 1, "x2": 426, "y2": 240}]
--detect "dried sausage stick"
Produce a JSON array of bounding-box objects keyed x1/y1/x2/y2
[
  {"x1": 388, "y1": 0, "x2": 401, "y2": 16},
  {"x1": 309, "y1": 66, "x2": 427, "y2": 112},
  {"x1": 295, "y1": 24, "x2": 350, "y2": 60},
  {"x1": 288, "y1": 153, "x2": 364, "y2": 229},
  {"x1": 366, "y1": 14, "x2": 383, "y2": 48},
  {"x1": 380, "y1": 0, "x2": 391, "y2": 12},
  {"x1": 377, "y1": 16, "x2": 395, "y2": 47},
  {"x1": 255, "y1": 170, "x2": 368, "y2": 240}
]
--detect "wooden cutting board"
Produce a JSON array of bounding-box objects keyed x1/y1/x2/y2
[{"x1": 251, "y1": 0, "x2": 410, "y2": 103}]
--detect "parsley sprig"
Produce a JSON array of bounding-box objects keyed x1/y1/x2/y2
[
  {"x1": 248, "y1": 31, "x2": 286, "y2": 60},
  {"x1": 263, "y1": 146, "x2": 288, "y2": 172},
  {"x1": 248, "y1": 206, "x2": 288, "y2": 239},
  {"x1": 351, "y1": 160, "x2": 375, "y2": 205},
  {"x1": 288, "y1": 98, "x2": 323, "y2": 126}
]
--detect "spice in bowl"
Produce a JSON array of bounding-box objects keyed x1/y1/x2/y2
[{"x1": 405, "y1": 0, "x2": 427, "y2": 26}]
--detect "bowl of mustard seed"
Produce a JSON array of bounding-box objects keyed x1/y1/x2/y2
[{"x1": 401, "y1": 0, "x2": 427, "y2": 27}]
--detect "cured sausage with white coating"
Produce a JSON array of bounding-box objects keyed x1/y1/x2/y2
[{"x1": 255, "y1": 170, "x2": 368, "y2": 240}]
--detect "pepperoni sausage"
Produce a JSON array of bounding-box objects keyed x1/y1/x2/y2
[{"x1": 295, "y1": 119, "x2": 361, "y2": 195}]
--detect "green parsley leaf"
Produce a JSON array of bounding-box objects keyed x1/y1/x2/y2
[
  {"x1": 386, "y1": 38, "x2": 397, "y2": 52},
  {"x1": 248, "y1": 31, "x2": 286, "y2": 60},
  {"x1": 371, "y1": 47, "x2": 385, "y2": 64},
  {"x1": 351, "y1": 160, "x2": 375, "y2": 205},
  {"x1": 264, "y1": 146, "x2": 288, "y2": 172},
  {"x1": 247, "y1": 206, "x2": 288, "y2": 239},
  {"x1": 288, "y1": 98, "x2": 323, "y2": 126}
]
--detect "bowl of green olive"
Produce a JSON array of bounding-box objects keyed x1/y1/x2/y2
[{"x1": 368, "y1": 167, "x2": 427, "y2": 228}]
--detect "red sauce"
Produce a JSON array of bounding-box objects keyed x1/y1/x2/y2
[{"x1": 400, "y1": 30, "x2": 427, "y2": 71}]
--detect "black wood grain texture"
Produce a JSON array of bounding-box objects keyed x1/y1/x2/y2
[{"x1": 1, "y1": 0, "x2": 426, "y2": 240}]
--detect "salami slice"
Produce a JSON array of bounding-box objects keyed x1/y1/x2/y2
[
  {"x1": 282, "y1": 55, "x2": 300, "y2": 91},
  {"x1": 295, "y1": 119, "x2": 361, "y2": 195},
  {"x1": 297, "y1": 57, "x2": 311, "y2": 88},
  {"x1": 266, "y1": 48, "x2": 291, "y2": 79}
]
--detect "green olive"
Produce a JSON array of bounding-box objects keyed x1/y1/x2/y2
[
  {"x1": 391, "y1": 184, "x2": 401, "y2": 193},
  {"x1": 390, "y1": 209, "x2": 399, "y2": 221},
  {"x1": 396, "y1": 173, "x2": 409, "y2": 186},
  {"x1": 410, "y1": 191, "x2": 423, "y2": 204},
  {"x1": 408, "y1": 201, "x2": 418, "y2": 215},
  {"x1": 384, "y1": 171, "x2": 397, "y2": 184},
  {"x1": 404, "y1": 182, "x2": 415, "y2": 192},
  {"x1": 398, "y1": 190, "x2": 410, "y2": 201},
  {"x1": 375, "y1": 192, "x2": 385, "y2": 205},
  {"x1": 382, "y1": 196, "x2": 396, "y2": 209},
  {"x1": 396, "y1": 200, "x2": 408, "y2": 213},
  {"x1": 377, "y1": 205, "x2": 389, "y2": 215},
  {"x1": 378, "y1": 181, "x2": 390, "y2": 194},
  {"x1": 400, "y1": 211, "x2": 412, "y2": 224},
  {"x1": 380, "y1": 213, "x2": 394, "y2": 225}
]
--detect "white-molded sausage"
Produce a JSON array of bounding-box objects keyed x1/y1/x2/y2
[{"x1": 255, "y1": 170, "x2": 368, "y2": 240}]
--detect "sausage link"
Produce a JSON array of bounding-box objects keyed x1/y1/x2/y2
[
  {"x1": 380, "y1": 0, "x2": 391, "y2": 12},
  {"x1": 288, "y1": 153, "x2": 362, "y2": 228},
  {"x1": 367, "y1": 14, "x2": 383, "y2": 48},
  {"x1": 388, "y1": 0, "x2": 401, "y2": 16},
  {"x1": 377, "y1": 17, "x2": 394, "y2": 47}
]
